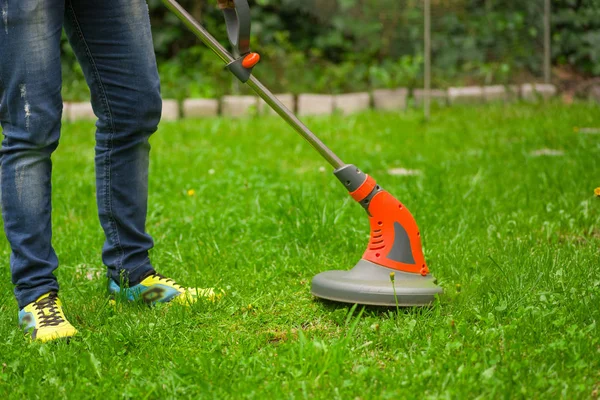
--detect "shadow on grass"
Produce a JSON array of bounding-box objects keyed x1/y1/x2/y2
[{"x1": 312, "y1": 297, "x2": 431, "y2": 317}]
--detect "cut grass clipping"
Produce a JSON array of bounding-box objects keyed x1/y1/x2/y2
[{"x1": 0, "y1": 102, "x2": 598, "y2": 398}]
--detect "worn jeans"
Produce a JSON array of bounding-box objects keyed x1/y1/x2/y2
[{"x1": 0, "y1": 0, "x2": 161, "y2": 308}]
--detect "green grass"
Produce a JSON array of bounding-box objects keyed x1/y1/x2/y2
[{"x1": 0, "y1": 102, "x2": 599, "y2": 398}]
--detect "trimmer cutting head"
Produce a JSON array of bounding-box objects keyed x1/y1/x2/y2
[
  {"x1": 310, "y1": 164, "x2": 443, "y2": 306},
  {"x1": 311, "y1": 260, "x2": 442, "y2": 306}
]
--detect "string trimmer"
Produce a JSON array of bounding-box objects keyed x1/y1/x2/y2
[{"x1": 163, "y1": 0, "x2": 443, "y2": 306}]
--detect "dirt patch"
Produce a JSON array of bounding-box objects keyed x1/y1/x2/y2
[
  {"x1": 554, "y1": 66, "x2": 600, "y2": 103},
  {"x1": 531, "y1": 149, "x2": 564, "y2": 157},
  {"x1": 388, "y1": 168, "x2": 422, "y2": 176},
  {"x1": 558, "y1": 229, "x2": 600, "y2": 245}
]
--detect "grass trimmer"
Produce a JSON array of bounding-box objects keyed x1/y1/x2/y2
[{"x1": 163, "y1": 0, "x2": 443, "y2": 306}]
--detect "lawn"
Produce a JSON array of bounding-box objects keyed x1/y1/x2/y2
[{"x1": 0, "y1": 102, "x2": 598, "y2": 398}]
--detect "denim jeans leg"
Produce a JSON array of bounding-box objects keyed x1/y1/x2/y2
[
  {"x1": 0, "y1": 1, "x2": 65, "y2": 309},
  {"x1": 63, "y1": 0, "x2": 161, "y2": 286}
]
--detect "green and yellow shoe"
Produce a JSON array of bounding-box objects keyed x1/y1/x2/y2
[
  {"x1": 18, "y1": 292, "x2": 78, "y2": 343},
  {"x1": 108, "y1": 272, "x2": 224, "y2": 306}
]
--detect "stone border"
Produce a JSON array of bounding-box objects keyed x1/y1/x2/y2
[
  {"x1": 297, "y1": 94, "x2": 334, "y2": 116},
  {"x1": 334, "y1": 92, "x2": 371, "y2": 115},
  {"x1": 413, "y1": 89, "x2": 448, "y2": 106},
  {"x1": 183, "y1": 98, "x2": 219, "y2": 118},
  {"x1": 373, "y1": 88, "x2": 408, "y2": 111},
  {"x1": 258, "y1": 93, "x2": 295, "y2": 115},
  {"x1": 521, "y1": 83, "x2": 557, "y2": 101},
  {"x1": 448, "y1": 86, "x2": 484, "y2": 105},
  {"x1": 63, "y1": 83, "x2": 560, "y2": 121}
]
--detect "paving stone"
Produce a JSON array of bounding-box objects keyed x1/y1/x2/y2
[
  {"x1": 536, "y1": 83, "x2": 558, "y2": 99},
  {"x1": 334, "y1": 92, "x2": 370, "y2": 115},
  {"x1": 183, "y1": 98, "x2": 219, "y2": 118},
  {"x1": 448, "y1": 86, "x2": 484, "y2": 105},
  {"x1": 62, "y1": 102, "x2": 71, "y2": 121},
  {"x1": 506, "y1": 85, "x2": 521, "y2": 101},
  {"x1": 483, "y1": 85, "x2": 507, "y2": 102},
  {"x1": 221, "y1": 95, "x2": 259, "y2": 117},
  {"x1": 69, "y1": 102, "x2": 95, "y2": 121},
  {"x1": 588, "y1": 85, "x2": 600, "y2": 104},
  {"x1": 297, "y1": 94, "x2": 334, "y2": 116},
  {"x1": 161, "y1": 99, "x2": 180, "y2": 121},
  {"x1": 258, "y1": 93, "x2": 295, "y2": 115},
  {"x1": 521, "y1": 83, "x2": 557, "y2": 101},
  {"x1": 373, "y1": 88, "x2": 408, "y2": 111},
  {"x1": 413, "y1": 89, "x2": 448, "y2": 106}
]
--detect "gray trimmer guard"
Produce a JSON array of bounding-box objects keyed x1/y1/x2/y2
[{"x1": 311, "y1": 260, "x2": 443, "y2": 307}]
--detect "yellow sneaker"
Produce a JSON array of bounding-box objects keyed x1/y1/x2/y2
[
  {"x1": 108, "y1": 272, "x2": 224, "y2": 305},
  {"x1": 18, "y1": 292, "x2": 78, "y2": 343}
]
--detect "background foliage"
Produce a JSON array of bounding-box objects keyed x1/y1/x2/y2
[{"x1": 61, "y1": 0, "x2": 600, "y2": 101}]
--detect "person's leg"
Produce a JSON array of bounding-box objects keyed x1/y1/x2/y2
[
  {"x1": 63, "y1": 0, "x2": 161, "y2": 286},
  {"x1": 0, "y1": 1, "x2": 65, "y2": 309}
]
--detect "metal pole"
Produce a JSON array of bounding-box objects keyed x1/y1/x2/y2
[
  {"x1": 424, "y1": 0, "x2": 431, "y2": 121},
  {"x1": 544, "y1": 0, "x2": 551, "y2": 83},
  {"x1": 162, "y1": 0, "x2": 345, "y2": 169}
]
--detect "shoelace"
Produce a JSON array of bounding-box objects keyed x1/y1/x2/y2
[
  {"x1": 152, "y1": 273, "x2": 185, "y2": 292},
  {"x1": 34, "y1": 293, "x2": 65, "y2": 327}
]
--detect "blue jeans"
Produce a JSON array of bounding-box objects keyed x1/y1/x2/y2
[{"x1": 0, "y1": 0, "x2": 161, "y2": 309}]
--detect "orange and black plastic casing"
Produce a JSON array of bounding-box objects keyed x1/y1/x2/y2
[{"x1": 335, "y1": 164, "x2": 430, "y2": 276}]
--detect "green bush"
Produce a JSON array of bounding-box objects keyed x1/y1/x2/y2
[
  {"x1": 553, "y1": 0, "x2": 600, "y2": 75},
  {"x1": 59, "y1": 0, "x2": 599, "y2": 101}
]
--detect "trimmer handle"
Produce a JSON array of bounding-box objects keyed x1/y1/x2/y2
[
  {"x1": 218, "y1": 0, "x2": 260, "y2": 83},
  {"x1": 220, "y1": 0, "x2": 251, "y2": 57}
]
